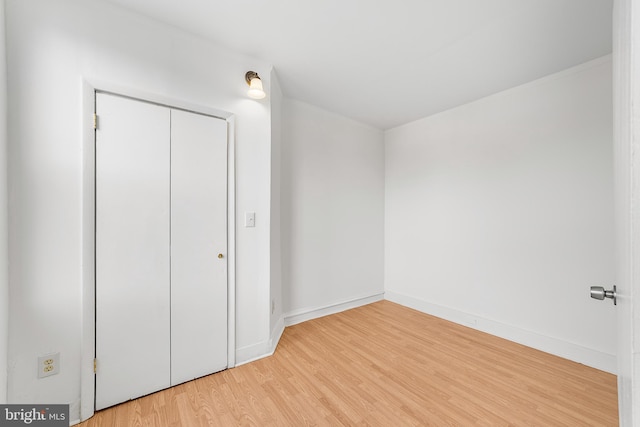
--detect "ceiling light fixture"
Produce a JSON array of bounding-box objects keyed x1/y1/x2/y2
[{"x1": 245, "y1": 71, "x2": 266, "y2": 99}]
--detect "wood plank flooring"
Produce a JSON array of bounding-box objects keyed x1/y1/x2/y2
[{"x1": 79, "y1": 300, "x2": 618, "y2": 426}]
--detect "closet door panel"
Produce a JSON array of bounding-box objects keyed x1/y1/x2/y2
[
  {"x1": 95, "y1": 93, "x2": 171, "y2": 410},
  {"x1": 170, "y1": 109, "x2": 228, "y2": 385}
]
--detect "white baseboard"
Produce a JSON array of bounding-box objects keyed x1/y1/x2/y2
[
  {"x1": 269, "y1": 315, "x2": 285, "y2": 354},
  {"x1": 284, "y1": 292, "x2": 385, "y2": 327},
  {"x1": 67, "y1": 399, "x2": 81, "y2": 425},
  {"x1": 237, "y1": 316, "x2": 285, "y2": 366},
  {"x1": 384, "y1": 291, "x2": 617, "y2": 374},
  {"x1": 235, "y1": 293, "x2": 384, "y2": 366},
  {"x1": 235, "y1": 340, "x2": 273, "y2": 366}
]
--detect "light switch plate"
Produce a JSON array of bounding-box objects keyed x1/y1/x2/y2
[{"x1": 245, "y1": 212, "x2": 256, "y2": 227}]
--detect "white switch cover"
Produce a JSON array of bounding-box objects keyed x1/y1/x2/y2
[{"x1": 245, "y1": 212, "x2": 256, "y2": 227}]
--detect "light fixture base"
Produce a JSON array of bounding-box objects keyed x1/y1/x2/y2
[{"x1": 245, "y1": 71, "x2": 260, "y2": 85}]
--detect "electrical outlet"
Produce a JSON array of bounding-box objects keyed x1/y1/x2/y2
[{"x1": 38, "y1": 353, "x2": 60, "y2": 378}]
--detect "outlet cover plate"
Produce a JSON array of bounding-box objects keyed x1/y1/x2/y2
[{"x1": 38, "y1": 352, "x2": 60, "y2": 378}]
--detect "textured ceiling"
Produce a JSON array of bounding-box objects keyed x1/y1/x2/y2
[{"x1": 102, "y1": 0, "x2": 612, "y2": 129}]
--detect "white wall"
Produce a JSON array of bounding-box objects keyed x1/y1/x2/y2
[
  {"x1": 385, "y1": 56, "x2": 616, "y2": 372},
  {"x1": 0, "y1": 0, "x2": 8, "y2": 405},
  {"x1": 5, "y1": 0, "x2": 272, "y2": 419},
  {"x1": 282, "y1": 99, "x2": 385, "y2": 322},
  {"x1": 269, "y1": 69, "x2": 284, "y2": 344}
]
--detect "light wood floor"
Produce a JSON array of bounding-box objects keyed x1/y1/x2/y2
[{"x1": 79, "y1": 300, "x2": 618, "y2": 426}]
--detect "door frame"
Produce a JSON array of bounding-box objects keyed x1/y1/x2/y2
[
  {"x1": 613, "y1": 0, "x2": 639, "y2": 424},
  {"x1": 79, "y1": 80, "x2": 237, "y2": 422}
]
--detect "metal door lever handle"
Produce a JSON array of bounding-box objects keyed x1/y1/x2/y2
[{"x1": 590, "y1": 285, "x2": 617, "y2": 305}]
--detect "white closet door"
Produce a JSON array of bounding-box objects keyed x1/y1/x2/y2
[
  {"x1": 95, "y1": 93, "x2": 171, "y2": 410},
  {"x1": 170, "y1": 109, "x2": 228, "y2": 385}
]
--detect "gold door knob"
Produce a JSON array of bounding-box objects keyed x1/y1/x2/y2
[{"x1": 218, "y1": 254, "x2": 224, "y2": 259}]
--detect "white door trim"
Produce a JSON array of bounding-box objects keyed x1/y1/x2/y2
[
  {"x1": 613, "y1": 0, "x2": 640, "y2": 424},
  {"x1": 79, "y1": 80, "x2": 236, "y2": 422}
]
